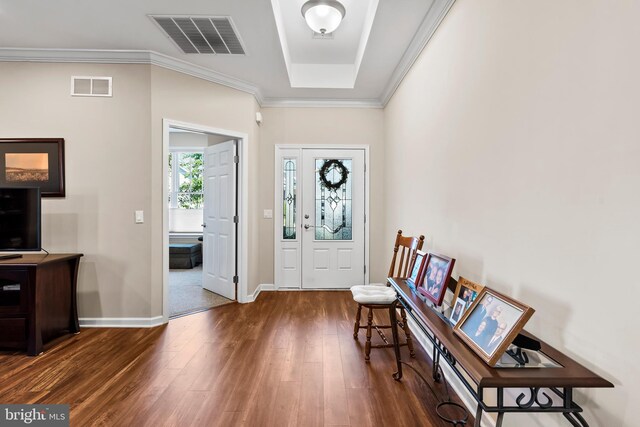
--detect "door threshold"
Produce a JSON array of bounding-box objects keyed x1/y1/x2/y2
[{"x1": 169, "y1": 301, "x2": 236, "y2": 320}]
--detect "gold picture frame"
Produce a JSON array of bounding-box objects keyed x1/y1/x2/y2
[
  {"x1": 449, "y1": 276, "x2": 485, "y2": 325},
  {"x1": 453, "y1": 288, "x2": 535, "y2": 366}
]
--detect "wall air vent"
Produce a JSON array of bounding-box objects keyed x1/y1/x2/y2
[
  {"x1": 71, "y1": 76, "x2": 112, "y2": 97},
  {"x1": 150, "y1": 15, "x2": 246, "y2": 55}
]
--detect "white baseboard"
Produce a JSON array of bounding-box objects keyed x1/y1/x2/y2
[
  {"x1": 407, "y1": 318, "x2": 496, "y2": 427},
  {"x1": 245, "y1": 284, "x2": 275, "y2": 303},
  {"x1": 79, "y1": 316, "x2": 165, "y2": 328},
  {"x1": 259, "y1": 286, "x2": 352, "y2": 292},
  {"x1": 277, "y1": 288, "x2": 349, "y2": 291}
]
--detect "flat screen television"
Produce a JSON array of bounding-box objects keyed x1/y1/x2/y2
[{"x1": 0, "y1": 187, "x2": 41, "y2": 251}]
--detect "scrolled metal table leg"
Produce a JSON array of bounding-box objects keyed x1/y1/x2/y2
[{"x1": 389, "y1": 300, "x2": 403, "y2": 380}]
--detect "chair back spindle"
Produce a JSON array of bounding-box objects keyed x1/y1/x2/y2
[{"x1": 387, "y1": 230, "x2": 425, "y2": 279}]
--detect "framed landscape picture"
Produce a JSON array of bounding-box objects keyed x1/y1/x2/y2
[
  {"x1": 407, "y1": 250, "x2": 427, "y2": 288},
  {"x1": 0, "y1": 138, "x2": 65, "y2": 197},
  {"x1": 417, "y1": 252, "x2": 455, "y2": 307},
  {"x1": 453, "y1": 288, "x2": 535, "y2": 366}
]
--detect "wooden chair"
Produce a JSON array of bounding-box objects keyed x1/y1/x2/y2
[{"x1": 351, "y1": 230, "x2": 425, "y2": 361}]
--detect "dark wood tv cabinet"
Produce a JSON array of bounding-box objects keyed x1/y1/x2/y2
[{"x1": 0, "y1": 253, "x2": 83, "y2": 356}]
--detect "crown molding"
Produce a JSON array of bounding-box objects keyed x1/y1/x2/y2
[
  {"x1": 0, "y1": 48, "x2": 266, "y2": 105},
  {"x1": 0, "y1": 47, "x2": 150, "y2": 63},
  {"x1": 0, "y1": 47, "x2": 382, "y2": 108},
  {"x1": 146, "y1": 51, "x2": 265, "y2": 104},
  {"x1": 261, "y1": 97, "x2": 383, "y2": 108},
  {"x1": 379, "y1": 0, "x2": 457, "y2": 107}
]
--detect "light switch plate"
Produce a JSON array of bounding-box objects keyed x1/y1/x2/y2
[
  {"x1": 135, "y1": 210, "x2": 144, "y2": 224},
  {"x1": 263, "y1": 209, "x2": 273, "y2": 219}
]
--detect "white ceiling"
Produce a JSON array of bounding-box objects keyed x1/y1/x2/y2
[
  {"x1": 272, "y1": 0, "x2": 379, "y2": 89},
  {"x1": 0, "y1": 0, "x2": 455, "y2": 106}
]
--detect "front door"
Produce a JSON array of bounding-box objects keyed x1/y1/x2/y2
[
  {"x1": 300, "y1": 149, "x2": 366, "y2": 288},
  {"x1": 202, "y1": 140, "x2": 236, "y2": 299}
]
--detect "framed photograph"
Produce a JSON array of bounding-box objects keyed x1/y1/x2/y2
[
  {"x1": 452, "y1": 276, "x2": 484, "y2": 316},
  {"x1": 407, "y1": 250, "x2": 427, "y2": 287},
  {"x1": 418, "y1": 252, "x2": 455, "y2": 306},
  {"x1": 449, "y1": 297, "x2": 466, "y2": 326},
  {"x1": 0, "y1": 138, "x2": 65, "y2": 197},
  {"x1": 454, "y1": 288, "x2": 535, "y2": 366}
]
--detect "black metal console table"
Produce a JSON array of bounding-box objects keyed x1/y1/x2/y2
[{"x1": 387, "y1": 278, "x2": 613, "y2": 427}]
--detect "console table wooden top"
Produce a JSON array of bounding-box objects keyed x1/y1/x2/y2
[{"x1": 388, "y1": 277, "x2": 613, "y2": 389}]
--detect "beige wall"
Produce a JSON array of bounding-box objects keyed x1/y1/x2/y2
[
  {"x1": 258, "y1": 107, "x2": 386, "y2": 285},
  {"x1": 384, "y1": 0, "x2": 640, "y2": 425},
  {"x1": 0, "y1": 62, "x2": 153, "y2": 318},
  {"x1": 0, "y1": 62, "x2": 262, "y2": 318}
]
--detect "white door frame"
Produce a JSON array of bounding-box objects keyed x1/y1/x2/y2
[
  {"x1": 162, "y1": 119, "x2": 249, "y2": 324},
  {"x1": 274, "y1": 144, "x2": 370, "y2": 289}
]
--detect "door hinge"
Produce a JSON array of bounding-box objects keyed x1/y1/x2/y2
[
  {"x1": 364, "y1": 214, "x2": 366, "y2": 223},
  {"x1": 233, "y1": 215, "x2": 239, "y2": 224},
  {"x1": 364, "y1": 162, "x2": 366, "y2": 173},
  {"x1": 233, "y1": 155, "x2": 239, "y2": 164},
  {"x1": 364, "y1": 265, "x2": 367, "y2": 275},
  {"x1": 233, "y1": 275, "x2": 239, "y2": 284}
]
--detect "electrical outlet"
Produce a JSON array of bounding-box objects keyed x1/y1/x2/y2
[{"x1": 263, "y1": 209, "x2": 273, "y2": 219}]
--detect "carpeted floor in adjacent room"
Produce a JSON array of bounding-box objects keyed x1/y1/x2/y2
[{"x1": 169, "y1": 265, "x2": 233, "y2": 318}]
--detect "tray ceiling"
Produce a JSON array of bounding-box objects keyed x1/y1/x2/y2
[{"x1": 0, "y1": 0, "x2": 455, "y2": 106}]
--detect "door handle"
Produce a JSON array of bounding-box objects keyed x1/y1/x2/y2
[
  {"x1": 304, "y1": 224, "x2": 314, "y2": 230},
  {"x1": 202, "y1": 223, "x2": 207, "y2": 228}
]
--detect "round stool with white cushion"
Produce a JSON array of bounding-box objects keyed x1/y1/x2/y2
[
  {"x1": 351, "y1": 284, "x2": 396, "y2": 305},
  {"x1": 350, "y1": 230, "x2": 423, "y2": 361},
  {"x1": 350, "y1": 283, "x2": 415, "y2": 361}
]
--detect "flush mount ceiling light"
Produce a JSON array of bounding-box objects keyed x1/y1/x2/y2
[{"x1": 301, "y1": 0, "x2": 346, "y2": 35}]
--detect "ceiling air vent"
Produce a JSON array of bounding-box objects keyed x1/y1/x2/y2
[
  {"x1": 71, "y1": 76, "x2": 112, "y2": 97},
  {"x1": 151, "y1": 15, "x2": 246, "y2": 55}
]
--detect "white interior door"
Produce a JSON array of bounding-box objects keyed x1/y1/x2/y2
[
  {"x1": 301, "y1": 149, "x2": 365, "y2": 288},
  {"x1": 202, "y1": 140, "x2": 236, "y2": 299}
]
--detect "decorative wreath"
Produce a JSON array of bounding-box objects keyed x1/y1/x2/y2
[{"x1": 320, "y1": 159, "x2": 349, "y2": 190}]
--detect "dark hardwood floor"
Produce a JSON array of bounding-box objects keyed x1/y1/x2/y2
[{"x1": 0, "y1": 291, "x2": 471, "y2": 426}]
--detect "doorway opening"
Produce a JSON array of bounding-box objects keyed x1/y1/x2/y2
[{"x1": 162, "y1": 119, "x2": 249, "y2": 322}]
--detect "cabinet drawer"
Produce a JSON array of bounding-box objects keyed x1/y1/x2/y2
[
  {"x1": 0, "y1": 317, "x2": 27, "y2": 348},
  {"x1": 0, "y1": 269, "x2": 29, "y2": 313}
]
